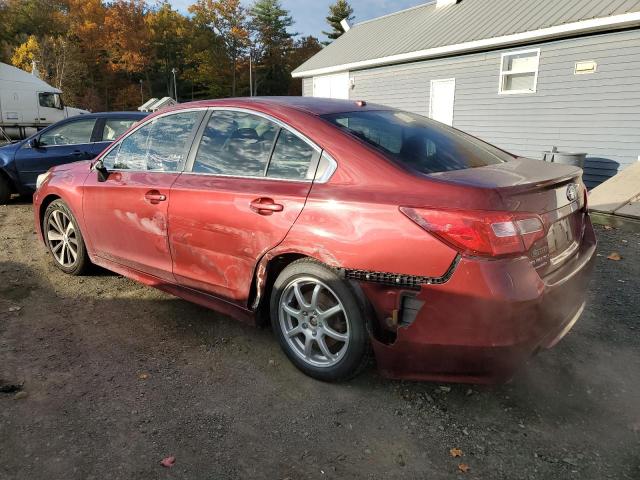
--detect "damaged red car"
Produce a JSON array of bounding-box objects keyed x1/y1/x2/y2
[{"x1": 33, "y1": 97, "x2": 596, "y2": 383}]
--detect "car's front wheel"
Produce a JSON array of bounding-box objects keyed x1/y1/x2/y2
[
  {"x1": 271, "y1": 259, "x2": 370, "y2": 382},
  {"x1": 43, "y1": 199, "x2": 90, "y2": 275}
]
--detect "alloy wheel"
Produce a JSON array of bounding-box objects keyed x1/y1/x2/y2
[
  {"x1": 279, "y1": 277, "x2": 350, "y2": 368},
  {"x1": 47, "y1": 209, "x2": 78, "y2": 267}
]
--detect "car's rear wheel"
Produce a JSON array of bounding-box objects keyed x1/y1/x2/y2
[
  {"x1": 270, "y1": 259, "x2": 370, "y2": 382},
  {"x1": 43, "y1": 199, "x2": 90, "y2": 275},
  {"x1": 0, "y1": 176, "x2": 10, "y2": 205}
]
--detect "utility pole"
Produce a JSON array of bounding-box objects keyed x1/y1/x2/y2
[
  {"x1": 249, "y1": 50, "x2": 253, "y2": 97},
  {"x1": 139, "y1": 79, "x2": 144, "y2": 105},
  {"x1": 171, "y1": 68, "x2": 178, "y2": 101}
]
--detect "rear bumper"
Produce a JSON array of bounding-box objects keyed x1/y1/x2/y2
[{"x1": 369, "y1": 217, "x2": 597, "y2": 384}]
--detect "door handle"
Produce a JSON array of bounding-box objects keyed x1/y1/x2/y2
[
  {"x1": 144, "y1": 190, "x2": 167, "y2": 204},
  {"x1": 71, "y1": 150, "x2": 85, "y2": 157},
  {"x1": 250, "y1": 198, "x2": 284, "y2": 215}
]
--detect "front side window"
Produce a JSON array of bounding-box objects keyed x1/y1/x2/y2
[
  {"x1": 39, "y1": 92, "x2": 63, "y2": 109},
  {"x1": 106, "y1": 111, "x2": 200, "y2": 171},
  {"x1": 39, "y1": 118, "x2": 97, "y2": 146},
  {"x1": 322, "y1": 110, "x2": 512, "y2": 175},
  {"x1": 193, "y1": 110, "x2": 278, "y2": 176},
  {"x1": 267, "y1": 129, "x2": 317, "y2": 180},
  {"x1": 499, "y1": 49, "x2": 540, "y2": 94},
  {"x1": 102, "y1": 118, "x2": 138, "y2": 141}
]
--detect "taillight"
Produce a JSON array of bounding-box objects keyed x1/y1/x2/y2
[{"x1": 399, "y1": 207, "x2": 545, "y2": 257}]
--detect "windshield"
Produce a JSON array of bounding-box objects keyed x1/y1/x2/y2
[{"x1": 322, "y1": 110, "x2": 513, "y2": 174}]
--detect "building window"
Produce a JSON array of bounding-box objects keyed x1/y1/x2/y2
[{"x1": 499, "y1": 49, "x2": 540, "y2": 94}]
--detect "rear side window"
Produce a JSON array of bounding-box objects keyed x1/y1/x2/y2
[
  {"x1": 105, "y1": 111, "x2": 200, "y2": 171},
  {"x1": 102, "y1": 118, "x2": 138, "y2": 141},
  {"x1": 193, "y1": 111, "x2": 278, "y2": 176},
  {"x1": 267, "y1": 129, "x2": 317, "y2": 180},
  {"x1": 322, "y1": 110, "x2": 512, "y2": 174}
]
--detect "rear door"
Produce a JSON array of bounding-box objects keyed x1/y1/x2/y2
[
  {"x1": 82, "y1": 110, "x2": 204, "y2": 281},
  {"x1": 169, "y1": 108, "x2": 321, "y2": 303},
  {"x1": 14, "y1": 117, "x2": 98, "y2": 189}
]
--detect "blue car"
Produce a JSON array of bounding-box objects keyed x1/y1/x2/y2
[{"x1": 0, "y1": 111, "x2": 147, "y2": 203}]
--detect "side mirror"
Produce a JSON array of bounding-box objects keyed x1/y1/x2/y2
[
  {"x1": 29, "y1": 137, "x2": 40, "y2": 149},
  {"x1": 95, "y1": 159, "x2": 110, "y2": 182}
]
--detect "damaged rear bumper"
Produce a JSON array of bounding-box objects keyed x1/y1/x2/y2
[{"x1": 363, "y1": 219, "x2": 597, "y2": 384}]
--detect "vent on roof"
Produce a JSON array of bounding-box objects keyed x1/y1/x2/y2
[{"x1": 436, "y1": 0, "x2": 459, "y2": 7}]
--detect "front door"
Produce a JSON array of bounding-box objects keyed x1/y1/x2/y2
[
  {"x1": 82, "y1": 110, "x2": 204, "y2": 281},
  {"x1": 429, "y1": 78, "x2": 456, "y2": 126},
  {"x1": 14, "y1": 117, "x2": 98, "y2": 189},
  {"x1": 169, "y1": 109, "x2": 320, "y2": 303}
]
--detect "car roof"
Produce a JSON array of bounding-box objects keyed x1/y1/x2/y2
[
  {"x1": 171, "y1": 97, "x2": 393, "y2": 117},
  {"x1": 75, "y1": 111, "x2": 148, "y2": 119}
]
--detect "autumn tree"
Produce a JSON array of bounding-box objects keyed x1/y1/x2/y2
[
  {"x1": 250, "y1": 0, "x2": 295, "y2": 95},
  {"x1": 104, "y1": 0, "x2": 151, "y2": 76},
  {"x1": 10, "y1": 35, "x2": 39, "y2": 72},
  {"x1": 67, "y1": 0, "x2": 106, "y2": 67},
  {"x1": 322, "y1": 0, "x2": 354, "y2": 44},
  {"x1": 189, "y1": 0, "x2": 249, "y2": 97}
]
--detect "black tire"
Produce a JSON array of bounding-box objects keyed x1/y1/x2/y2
[
  {"x1": 270, "y1": 259, "x2": 370, "y2": 382},
  {"x1": 43, "y1": 199, "x2": 90, "y2": 275},
  {"x1": 0, "y1": 175, "x2": 10, "y2": 205}
]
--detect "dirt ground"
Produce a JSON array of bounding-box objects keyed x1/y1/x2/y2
[{"x1": 1, "y1": 198, "x2": 638, "y2": 480}]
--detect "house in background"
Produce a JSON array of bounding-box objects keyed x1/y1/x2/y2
[{"x1": 292, "y1": 0, "x2": 640, "y2": 188}]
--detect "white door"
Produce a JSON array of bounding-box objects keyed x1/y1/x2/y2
[
  {"x1": 313, "y1": 72, "x2": 350, "y2": 99},
  {"x1": 429, "y1": 78, "x2": 456, "y2": 126}
]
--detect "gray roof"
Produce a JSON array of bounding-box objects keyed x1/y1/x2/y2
[{"x1": 293, "y1": 0, "x2": 640, "y2": 77}]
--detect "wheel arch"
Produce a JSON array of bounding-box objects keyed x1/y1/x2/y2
[
  {"x1": 250, "y1": 251, "x2": 377, "y2": 338},
  {"x1": 0, "y1": 168, "x2": 17, "y2": 194},
  {"x1": 251, "y1": 252, "x2": 308, "y2": 326},
  {"x1": 38, "y1": 194, "x2": 62, "y2": 239}
]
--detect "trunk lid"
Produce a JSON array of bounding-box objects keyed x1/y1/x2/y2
[{"x1": 430, "y1": 158, "x2": 587, "y2": 275}]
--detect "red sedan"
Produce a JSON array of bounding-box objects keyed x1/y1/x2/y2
[{"x1": 33, "y1": 97, "x2": 596, "y2": 383}]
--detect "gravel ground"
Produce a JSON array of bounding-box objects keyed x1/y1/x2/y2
[{"x1": 1, "y1": 199, "x2": 638, "y2": 480}]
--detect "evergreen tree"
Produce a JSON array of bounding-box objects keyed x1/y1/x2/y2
[
  {"x1": 250, "y1": 0, "x2": 295, "y2": 95},
  {"x1": 322, "y1": 0, "x2": 354, "y2": 44}
]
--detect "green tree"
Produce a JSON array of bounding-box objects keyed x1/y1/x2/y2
[
  {"x1": 189, "y1": 0, "x2": 249, "y2": 97},
  {"x1": 147, "y1": 2, "x2": 191, "y2": 99},
  {"x1": 250, "y1": 0, "x2": 294, "y2": 95},
  {"x1": 322, "y1": 0, "x2": 354, "y2": 44}
]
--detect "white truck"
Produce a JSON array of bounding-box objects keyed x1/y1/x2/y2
[{"x1": 0, "y1": 62, "x2": 88, "y2": 141}]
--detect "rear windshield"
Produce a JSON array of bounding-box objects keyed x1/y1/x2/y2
[{"x1": 321, "y1": 110, "x2": 513, "y2": 174}]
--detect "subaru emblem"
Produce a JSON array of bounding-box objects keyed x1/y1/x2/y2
[{"x1": 566, "y1": 184, "x2": 578, "y2": 202}]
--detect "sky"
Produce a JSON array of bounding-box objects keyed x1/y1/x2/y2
[{"x1": 168, "y1": 1, "x2": 427, "y2": 40}]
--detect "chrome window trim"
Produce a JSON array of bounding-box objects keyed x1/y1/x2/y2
[
  {"x1": 94, "y1": 107, "x2": 208, "y2": 174},
  {"x1": 94, "y1": 106, "x2": 339, "y2": 183},
  {"x1": 179, "y1": 171, "x2": 314, "y2": 184},
  {"x1": 316, "y1": 152, "x2": 338, "y2": 184},
  {"x1": 28, "y1": 140, "x2": 104, "y2": 149}
]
